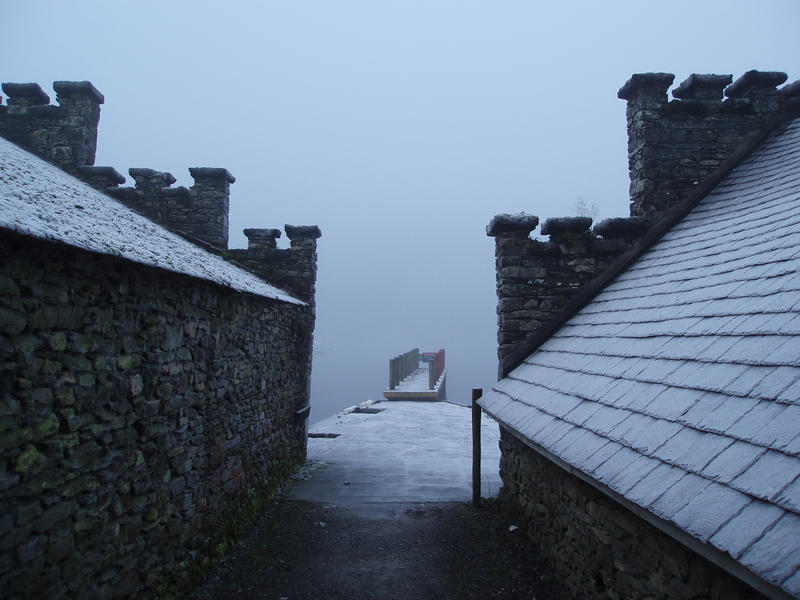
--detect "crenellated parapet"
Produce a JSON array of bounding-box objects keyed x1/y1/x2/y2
[
  {"x1": 0, "y1": 81, "x2": 104, "y2": 173},
  {"x1": 228, "y1": 225, "x2": 322, "y2": 305},
  {"x1": 106, "y1": 167, "x2": 234, "y2": 250},
  {"x1": 487, "y1": 213, "x2": 645, "y2": 376},
  {"x1": 488, "y1": 68, "x2": 798, "y2": 378},
  {"x1": 619, "y1": 69, "x2": 799, "y2": 222}
]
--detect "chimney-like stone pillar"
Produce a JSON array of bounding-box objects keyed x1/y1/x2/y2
[
  {"x1": 284, "y1": 225, "x2": 322, "y2": 306},
  {"x1": 0, "y1": 80, "x2": 104, "y2": 172},
  {"x1": 188, "y1": 168, "x2": 236, "y2": 250},
  {"x1": 52, "y1": 81, "x2": 104, "y2": 170},
  {"x1": 619, "y1": 70, "x2": 790, "y2": 222}
]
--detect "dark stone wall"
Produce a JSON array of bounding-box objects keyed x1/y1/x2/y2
[
  {"x1": 106, "y1": 167, "x2": 235, "y2": 251},
  {"x1": 0, "y1": 81, "x2": 103, "y2": 174},
  {"x1": 619, "y1": 70, "x2": 793, "y2": 222},
  {"x1": 498, "y1": 427, "x2": 766, "y2": 600},
  {"x1": 231, "y1": 226, "x2": 322, "y2": 306},
  {"x1": 487, "y1": 215, "x2": 638, "y2": 376},
  {"x1": 0, "y1": 232, "x2": 313, "y2": 598}
]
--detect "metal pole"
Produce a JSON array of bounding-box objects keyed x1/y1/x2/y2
[{"x1": 472, "y1": 388, "x2": 483, "y2": 507}]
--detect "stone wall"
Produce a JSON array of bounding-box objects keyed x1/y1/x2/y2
[
  {"x1": 231, "y1": 226, "x2": 323, "y2": 306},
  {"x1": 619, "y1": 70, "x2": 794, "y2": 222},
  {"x1": 487, "y1": 70, "x2": 799, "y2": 376},
  {"x1": 0, "y1": 232, "x2": 313, "y2": 598},
  {"x1": 0, "y1": 81, "x2": 103, "y2": 174},
  {"x1": 487, "y1": 214, "x2": 644, "y2": 377},
  {"x1": 106, "y1": 167, "x2": 235, "y2": 251},
  {"x1": 498, "y1": 428, "x2": 766, "y2": 600}
]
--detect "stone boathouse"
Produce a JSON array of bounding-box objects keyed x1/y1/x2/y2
[
  {"x1": 0, "y1": 81, "x2": 320, "y2": 597},
  {"x1": 482, "y1": 70, "x2": 800, "y2": 598}
]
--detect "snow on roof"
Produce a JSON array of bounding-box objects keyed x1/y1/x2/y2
[
  {"x1": 480, "y1": 117, "x2": 800, "y2": 598},
  {"x1": 0, "y1": 138, "x2": 302, "y2": 305}
]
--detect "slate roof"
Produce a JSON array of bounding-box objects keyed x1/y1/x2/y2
[
  {"x1": 0, "y1": 137, "x2": 302, "y2": 305},
  {"x1": 480, "y1": 116, "x2": 800, "y2": 598}
]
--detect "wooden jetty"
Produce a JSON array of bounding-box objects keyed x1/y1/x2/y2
[{"x1": 383, "y1": 348, "x2": 447, "y2": 401}]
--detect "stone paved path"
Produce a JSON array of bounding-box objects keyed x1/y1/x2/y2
[{"x1": 188, "y1": 402, "x2": 563, "y2": 599}]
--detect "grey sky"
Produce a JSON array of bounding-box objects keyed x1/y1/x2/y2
[{"x1": 3, "y1": 1, "x2": 799, "y2": 423}]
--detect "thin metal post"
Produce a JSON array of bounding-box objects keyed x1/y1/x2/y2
[{"x1": 472, "y1": 388, "x2": 483, "y2": 506}]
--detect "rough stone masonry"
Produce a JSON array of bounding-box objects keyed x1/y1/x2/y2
[{"x1": 0, "y1": 80, "x2": 321, "y2": 598}]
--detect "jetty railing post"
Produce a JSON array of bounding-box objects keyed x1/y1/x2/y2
[{"x1": 472, "y1": 388, "x2": 483, "y2": 507}]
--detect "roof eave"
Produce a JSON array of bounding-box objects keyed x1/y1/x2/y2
[{"x1": 492, "y1": 418, "x2": 797, "y2": 600}]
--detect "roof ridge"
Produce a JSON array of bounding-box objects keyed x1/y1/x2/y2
[{"x1": 500, "y1": 112, "x2": 800, "y2": 378}]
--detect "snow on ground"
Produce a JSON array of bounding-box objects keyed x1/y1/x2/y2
[{"x1": 291, "y1": 400, "x2": 502, "y2": 503}]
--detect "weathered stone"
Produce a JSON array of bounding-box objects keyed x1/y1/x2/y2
[
  {"x1": 15, "y1": 444, "x2": 48, "y2": 474},
  {"x1": 673, "y1": 74, "x2": 732, "y2": 101},
  {"x1": 486, "y1": 213, "x2": 540, "y2": 237},
  {"x1": 725, "y1": 70, "x2": 788, "y2": 98},
  {"x1": 0, "y1": 79, "x2": 318, "y2": 598},
  {"x1": 33, "y1": 412, "x2": 60, "y2": 441},
  {"x1": 540, "y1": 216, "x2": 592, "y2": 237},
  {"x1": 0, "y1": 308, "x2": 27, "y2": 334},
  {"x1": 594, "y1": 217, "x2": 649, "y2": 240}
]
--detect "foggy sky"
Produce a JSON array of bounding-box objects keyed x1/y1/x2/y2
[{"x1": 3, "y1": 1, "x2": 799, "y2": 423}]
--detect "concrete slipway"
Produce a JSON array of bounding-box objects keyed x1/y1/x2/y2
[{"x1": 290, "y1": 400, "x2": 503, "y2": 504}]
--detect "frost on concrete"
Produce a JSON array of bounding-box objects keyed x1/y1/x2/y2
[{"x1": 0, "y1": 137, "x2": 302, "y2": 305}]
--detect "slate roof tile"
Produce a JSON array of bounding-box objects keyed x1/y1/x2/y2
[
  {"x1": 776, "y1": 477, "x2": 800, "y2": 513},
  {"x1": 625, "y1": 462, "x2": 687, "y2": 507},
  {"x1": 750, "y1": 366, "x2": 800, "y2": 400},
  {"x1": 784, "y1": 433, "x2": 800, "y2": 457},
  {"x1": 625, "y1": 417, "x2": 684, "y2": 454},
  {"x1": 564, "y1": 399, "x2": 604, "y2": 426},
  {"x1": 701, "y1": 441, "x2": 766, "y2": 483},
  {"x1": 641, "y1": 386, "x2": 701, "y2": 420},
  {"x1": 592, "y1": 445, "x2": 640, "y2": 484},
  {"x1": 672, "y1": 483, "x2": 751, "y2": 542},
  {"x1": 751, "y1": 404, "x2": 800, "y2": 450},
  {"x1": 730, "y1": 450, "x2": 800, "y2": 502},
  {"x1": 765, "y1": 336, "x2": 800, "y2": 367},
  {"x1": 622, "y1": 382, "x2": 669, "y2": 412},
  {"x1": 580, "y1": 440, "x2": 624, "y2": 474},
  {"x1": 727, "y1": 366, "x2": 781, "y2": 397},
  {"x1": 709, "y1": 500, "x2": 784, "y2": 560},
  {"x1": 727, "y1": 400, "x2": 789, "y2": 442},
  {"x1": 649, "y1": 472, "x2": 711, "y2": 521},
  {"x1": 695, "y1": 394, "x2": 760, "y2": 434},
  {"x1": 582, "y1": 405, "x2": 630, "y2": 436},
  {"x1": 783, "y1": 570, "x2": 800, "y2": 597},
  {"x1": 559, "y1": 430, "x2": 612, "y2": 468},
  {"x1": 537, "y1": 418, "x2": 576, "y2": 449},
  {"x1": 667, "y1": 430, "x2": 734, "y2": 473},
  {"x1": 740, "y1": 512, "x2": 800, "y2": 591},
  {"x1": 608, "y1": 453, "x2": 661, "y2": 495},
  {"x1": 549, "y1": 426, "x2": 592, "y2": 458}
]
